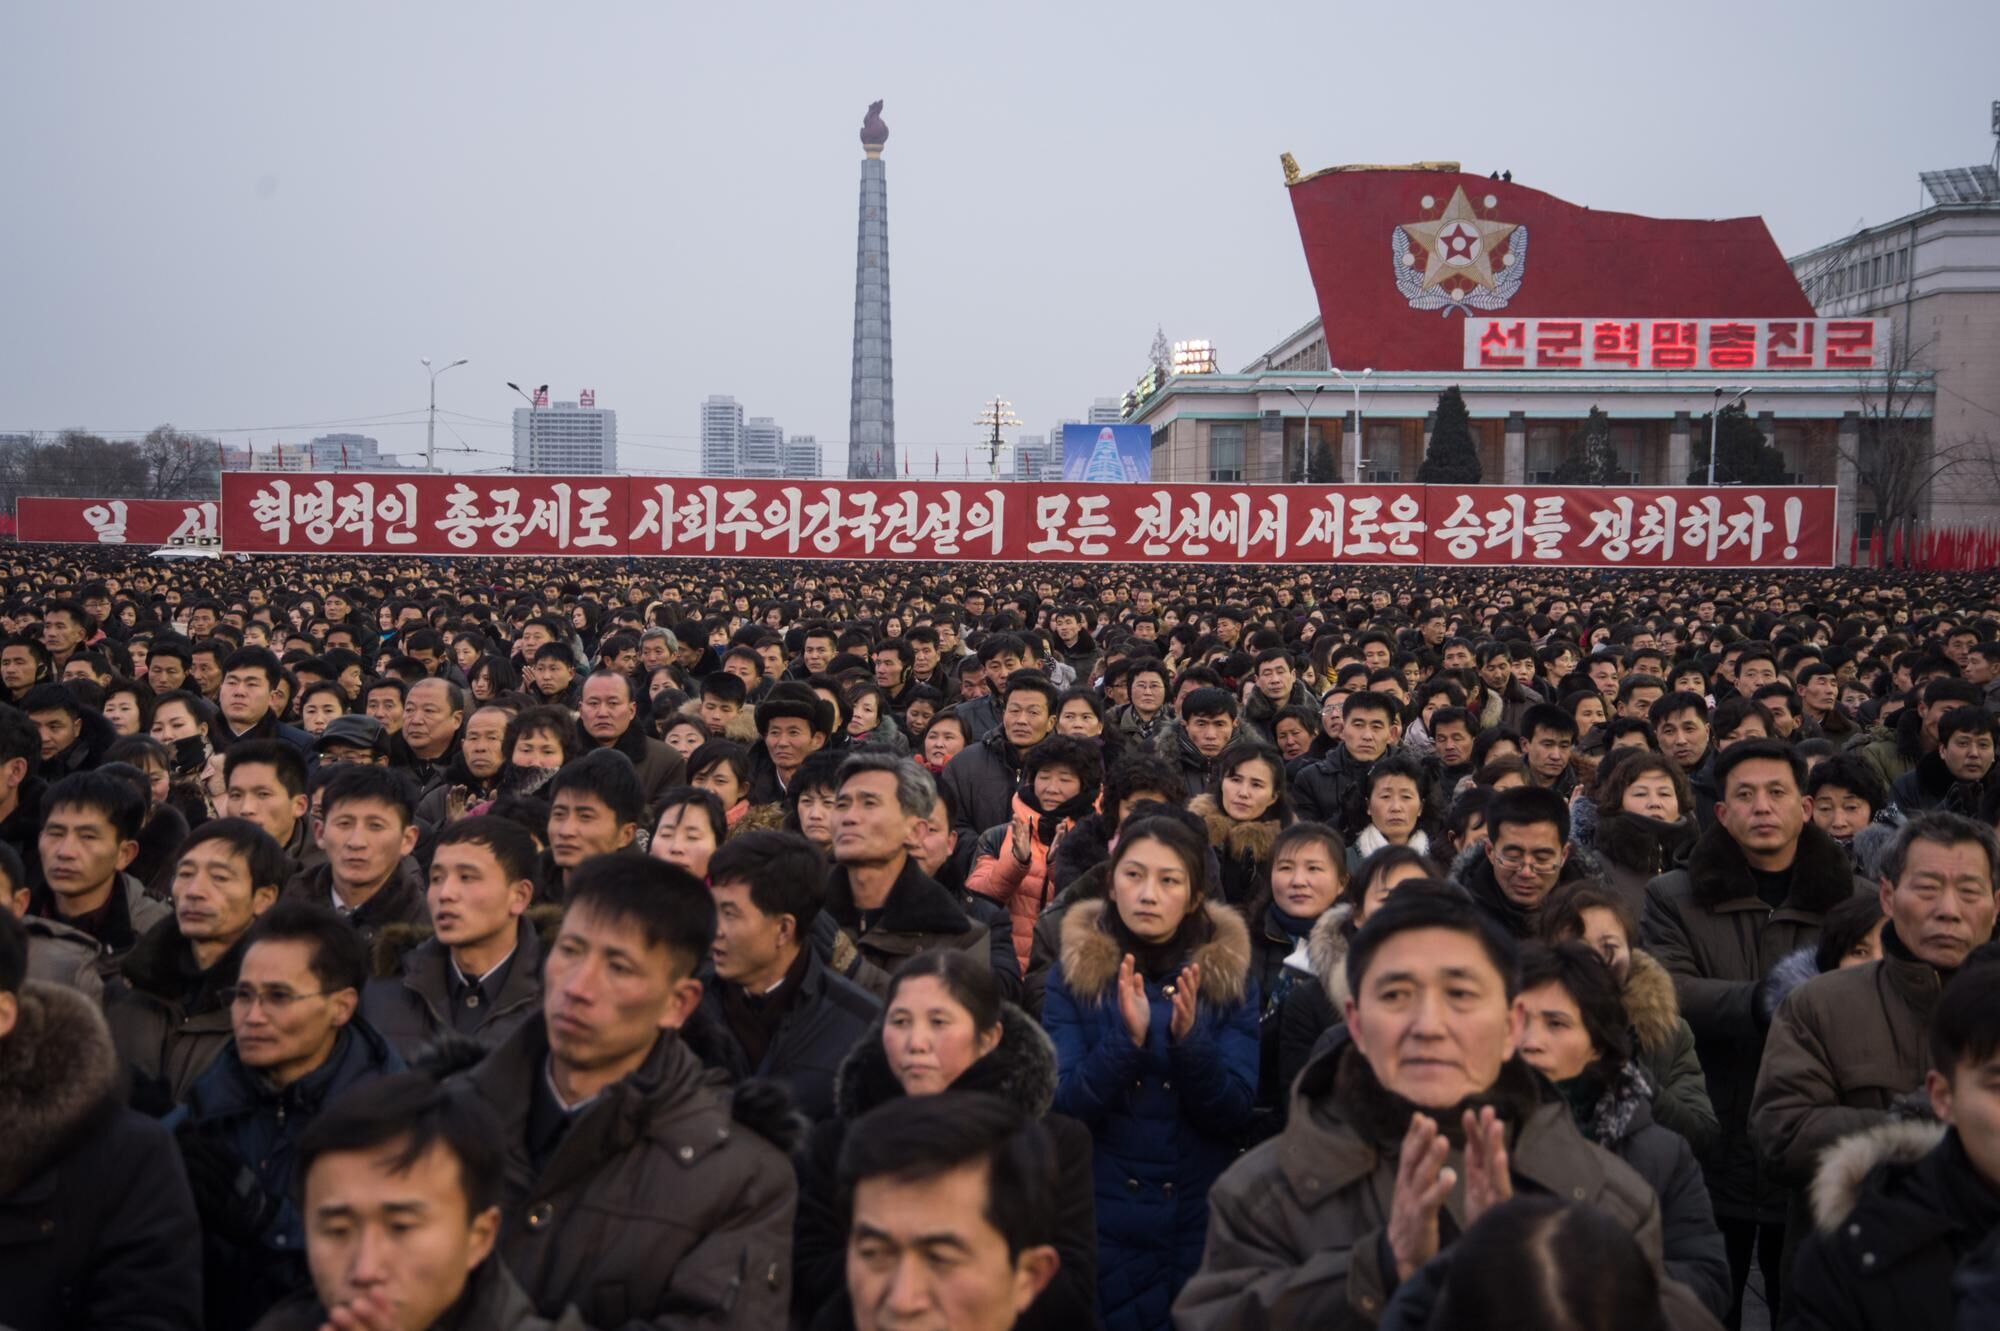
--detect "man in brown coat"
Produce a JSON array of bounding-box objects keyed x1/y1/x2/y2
[
  {"x1": 459, "y1": 852, "x2": 795, "y2": 1331},
  {"x1": 1174, "y1": 888, "x2": 1715, "y2": 1330},
  {"x1": 1640, "y1": 738, "x2": 1859, "y2": 1329},
  {"x1": 1750, "y1": 811, "x2": 1999, "y2": 1304}
]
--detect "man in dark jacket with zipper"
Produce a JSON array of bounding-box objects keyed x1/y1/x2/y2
[
  {"x1": 939, "y1": 670, "x2": 1056, "y2": 836},
  {"x1": 1291, "y1": 690, "x2": 1399, "y2": 837},
  {"x1": 1787, "y1": 962, "x2": 2000, "y2": 1331},
  {"x1": 696, "y1": 830, "x2": 878, "y2": 1121},
  {"x1": 1889, "y1": 706, "x2": 1999, "y2": 818},
  {"x1": 0, "y1": 909, "x2": 203, "y2": 1331},
  {"x1": 106, "y1": 818, "x2": 286, "y2": 1115},
  {"x1": 457, "y1": 853, "x2": 796, "y2": 1331},
  {"x1": 361, "y1": 816, "x2": 545, "y2": 1060},
  {"x1": 1641, "y1": 738, "x2": 1860, "y2": 1330},
  {"x1": 169, "y1": 901, "x2": 405, "y2": 1331},
  {"x1": 827, "y1": 752, "x2": 1017, "y2": 999},
  {"x1": 281, "y1": 765, "x2": 427, "y2": 946}
]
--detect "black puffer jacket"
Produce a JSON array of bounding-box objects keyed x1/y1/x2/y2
[
  {"x1": 1564, "y1": 1063, "x2": 1732, "y2": 1321},
  {"x1": 1289, "y1": 744, "x2": 1374, "y2": 836},
  {"x1": 793, "y1": 1004, "x2": 1100, "y2": 1331},
  {"x1": 692, "y1": 946, "x2": 880, "y2": 1122}
]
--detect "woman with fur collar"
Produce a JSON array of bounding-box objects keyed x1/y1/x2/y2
[
  {"x1": 792, "y1": 950, "x2": 1096, "y2": 1331},
  {"x1": 1043, "y1": 814, "x2": 1259, "y2": 1331},
  {"x1": 1539, "y1": 882, "x2": 1720, "y2": 1156},
  {"x1": 1515, "y1": 941, "x2": 1732, "y2": 1320},
  {"x1": 1188, "y1": 739, "x2": 1293, "y2": 908},
  {"x1": 1348, "y1": 752, "x2": 1437, "y2": 869}
]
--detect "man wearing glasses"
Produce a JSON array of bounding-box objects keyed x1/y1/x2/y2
[
  {"x1": 1453, "y1": 785, "x2": 1591, "y2": 940},
  {"x1": 167, "y1": 901, "x2": 404, "y2": 1331}
]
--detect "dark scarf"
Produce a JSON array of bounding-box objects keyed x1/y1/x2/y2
[
  {"x1": 1101, "y1": 896, "x2": 1213, "y2": 985},
  {"x1": 1595, "y1": 810, "x2": 1696, "y2": 876},
  {"x1": 1267, "y1": 901, "x2": 1318, "y2": 941},
  {"x1": 1332, "y1": 1037, "x2": 1544, "y2": 1151},
  {"x1": 1013, "y1": 776, "x2": 1100, "y2": 844}
]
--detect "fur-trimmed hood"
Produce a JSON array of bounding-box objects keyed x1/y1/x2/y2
[
  {"x1": 1621, "y1": 948, "x2": 1684, "y2": 1056},
  {"x1": 1757, "y1": 946, "x2": 1826, "y2": 1026},
  {"x1": 676, "y1": 696, "x2": 759, "y2": 744},
  {"x1": 833, "y1": 1001, "x2": 1058, "y2": 1122},
  {"x1": 1189, "y1": 793, "x2": 1283, "y2": 863},
  {"x1": 1056, "y1": 897, "x2": 1252, "y2": 1008},
  {"x1": 1809, "y1": 1119, "x2": 1948, "y2": 1232},
  {"x1": 1306, "y1": 902, "x2": 1357, "y2": 1008},
  {"x1": 0, "y1": 983, "x2": 120, "y2": 1194}
]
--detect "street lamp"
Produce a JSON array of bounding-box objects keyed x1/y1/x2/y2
[
  {"x1": 1281, "y1": 383, "x2": 1328, "y2": 483},
  {"x1": 421, "y1": 357, "x2": 467, "y2": 472},
  {"x1": 1707, "y1": 385, "x2": 1752, "y2": 486},
  {"x1": 507, "y1": 382, "x2": 548, "y2": 474},
  {"x1": 1331, "y1": 367, "x2": 1373, "y2": 483}
]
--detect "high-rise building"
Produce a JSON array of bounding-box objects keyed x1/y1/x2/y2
[
  {"x1": 700, "y1": 395, "x2": 745, "y2": 477},
  {"x1": 1013, "y1": 434, "x2": 1049, "y2": 482},
  {"x1": 1088, "y1": 398, "x2": 1124, "y2": 425},
  {"x1": 848, "y1": 101, "x2": 895, "y2": 478},
  {"x1": 785, "y1": 435, "x2": 822, "y2": 479},
  {"x1": 741, "y1": 417, "x2": 784, "y2": 478},
  {"x1": 512, "y1": 398, "x2": 617, "y2": 474}
]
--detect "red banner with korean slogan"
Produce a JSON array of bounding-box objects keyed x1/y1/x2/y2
[
  {"x1": 16, "y1": 497, "x2": 221, "y2": 546},
  {"x1": 215, "y1": 473, "x2": 1836, "y2": 567}
]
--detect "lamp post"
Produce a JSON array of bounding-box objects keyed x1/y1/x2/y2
[
  {"x1": 421, "y1": 357, "x2": 467, "y2": 473},
  {"x1": 1331, "y1": 367, "x2": 1373, "y2": 483},
  {"x1": 506, "y1": 382, "x2": 548, "y2": 473},
  {"x1": 1707, "y1": 385, "x2": 1752, "y2": 486},
  {"x1": 1281, "y1": 384, "x2": 1328, "y2": 483}
]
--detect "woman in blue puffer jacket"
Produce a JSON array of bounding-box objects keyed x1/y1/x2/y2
[{"x1": 1043, "y1": 813, "x2": 1258, "y2": 1331}]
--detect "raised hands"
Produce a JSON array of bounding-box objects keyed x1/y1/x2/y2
[
  {"x1": 1116, "y1": 953, "x2": 1151, "y2": 1045},
  {"x1": 1461, "y1": 1105, "x2": 1514, "y2": 1224},
  {"x1": 1386, "y1": 1113, "x2": 1456, "y2": 1283},
  {"x1": 1169, "y1": 962, "x2": 1201, "y2": 1043},
  {"x1": 1009, "y1": 814, "x2": 1033, "y2": 865}
]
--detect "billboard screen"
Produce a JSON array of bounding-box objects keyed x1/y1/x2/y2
[
  {"x1": 216, "y1": 472, "x2": 1836, "y2": 567},
  {"x1": 1061, "y1": 423, "x2": 1152, "y2": 484}
]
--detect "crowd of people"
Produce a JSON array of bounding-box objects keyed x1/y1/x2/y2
[{"x1": 3, "y1": 549, "x2": 2000, "y2": 1331}]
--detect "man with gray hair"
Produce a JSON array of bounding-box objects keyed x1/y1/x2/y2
[
  {"x1": 1752, "y1": 809, "x2": 2000, "y2": 1289},
  {"x1": 822, "y1": 752, "x2": 1016, "y2": 999}
]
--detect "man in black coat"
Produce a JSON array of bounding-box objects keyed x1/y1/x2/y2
[
  {"x1": 1291, "y1": 690, "x2": 1399, "y2": 837},
  {"x1": 939, "y1": 671, "x2": 1056, "y2": 836},
  {"x1": 695, "y1": 830, "x2": 878, "y2": 1121},
  {"x1": 0, "y1": 909, "x2": 203, "y2": 1331}
]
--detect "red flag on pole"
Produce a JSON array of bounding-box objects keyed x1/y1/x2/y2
[
  {"x1": 1890, "y1": 525, "x2": 1903, "y2": 569},
  {"x1": 1848, "y1": 527, "x2": 1858, "y2": 568}
]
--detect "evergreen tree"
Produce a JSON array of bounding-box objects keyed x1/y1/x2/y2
[
  {"x1": 1306, "y1": 432, "x2": 1339, "y2": 484},
  {"x1": 1688, "y1": 403, "x2": 1788, "y2": 485},
  {"x1": 1553, "y1": 406, "x2": 1620, "y2": 484},
  {"x1": 1418, "y1": 386, "x2": 1481, "y2": 484}
]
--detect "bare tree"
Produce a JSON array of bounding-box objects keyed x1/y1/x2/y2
[
  {"x1": 140, "y1": 424, "x2": 222, "y2": 499},
  {"x1": 1840, "y1": 328, "x2": 1988, "y2": 532}
]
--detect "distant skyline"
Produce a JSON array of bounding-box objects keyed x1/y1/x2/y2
[{"x1": 1, "y1": 1, "x2": 1995, "y2": 475}]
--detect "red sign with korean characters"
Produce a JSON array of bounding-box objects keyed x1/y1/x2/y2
[
  {"x1": 213, "y1": 473, "x2": 1836, "y2": 568},
  {"x1": 1465, "y1": 317, "x2": 1887, "y2": 372},
  {"x1": 17, "y1": 497, "x2": 220, "y2": 546}
]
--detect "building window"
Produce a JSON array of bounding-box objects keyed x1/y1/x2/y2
[
  {"x1": 1209, "y1": 424, "x2": 1244, "y2": 482},
  {"x1": 1525, "y1": 424, "x2": 1563, "y2": 481}
]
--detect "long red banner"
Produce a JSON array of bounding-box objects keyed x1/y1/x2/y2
[
  {"x1": 17, "y1": 497, "x2": 220, "y2": 546},
  {"x1": 199, "y1": 474, "x2": 1836, "y2": 567}
]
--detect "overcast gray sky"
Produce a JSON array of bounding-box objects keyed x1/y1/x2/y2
[{"x1": 2, "y1": 0, "x2": 1993, "y2": 475}]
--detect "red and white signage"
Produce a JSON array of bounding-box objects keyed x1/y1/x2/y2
[
  {"x1": 213, "y1": 473, "x2": 1837, "y2": 567},
  {"x1": 17, "y1": 497, "x2": 219, "y2": 546},
  {"x1": 1465, "y1": 317, "x2": 1887, "y2": 372},
  {"x1": 579, "y1": 388, "x2": 596, "y2": 408}
]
